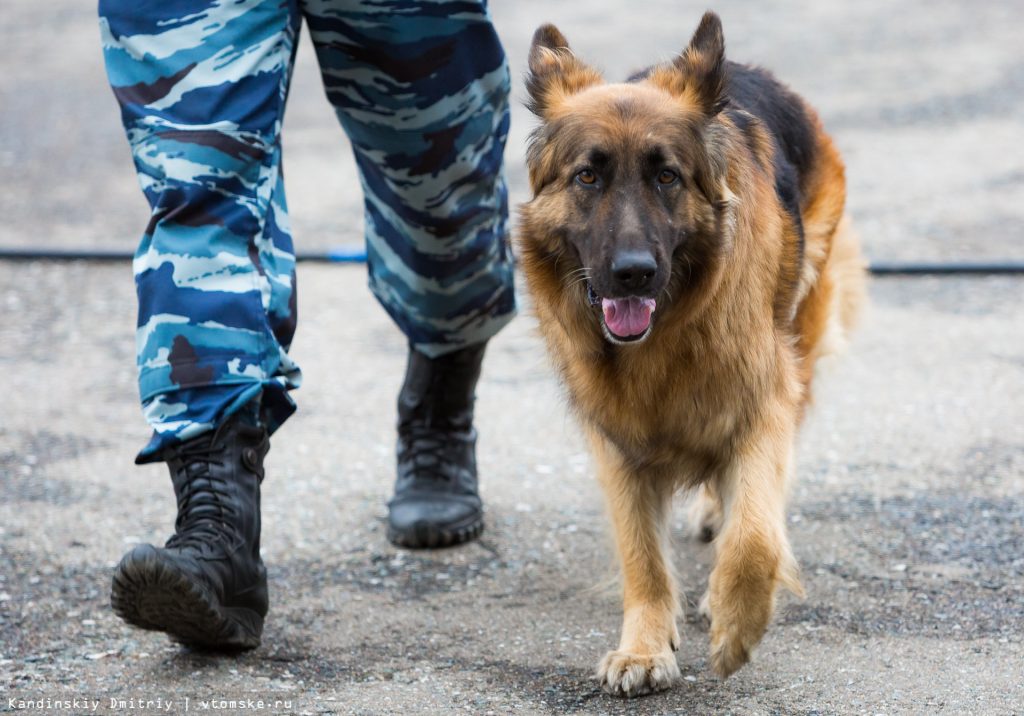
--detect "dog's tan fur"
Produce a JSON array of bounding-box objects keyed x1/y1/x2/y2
[{"x1": 518, "y1": 13, "x2": 864, "y2": 695}]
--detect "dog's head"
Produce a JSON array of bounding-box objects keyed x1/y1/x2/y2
[{"x1": 520, "y1": 12, "x2": 735, "y2": 345}]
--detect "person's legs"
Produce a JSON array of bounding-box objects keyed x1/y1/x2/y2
[
  {"x1": 303, "y1": 0, "x2": 514, "y2": 547},
  {"x1": 100, "y1": 0, "x2": 302, "y2": 647}
]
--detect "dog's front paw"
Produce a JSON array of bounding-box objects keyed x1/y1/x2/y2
[
  {"x1": 708, "y1": 622, "x2": 755, "y2": 678},
  {"x1": 597, "y1": 649, "x2": 680, "y2": 697}
]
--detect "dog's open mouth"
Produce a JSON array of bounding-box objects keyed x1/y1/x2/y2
[{"x1": 587, "y1": 283, "x2": 656, "y2": 344}]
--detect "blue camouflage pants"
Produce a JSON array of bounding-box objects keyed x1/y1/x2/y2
[{"x1": 98, "y1": 0, "x2": 515, "y2": 461}]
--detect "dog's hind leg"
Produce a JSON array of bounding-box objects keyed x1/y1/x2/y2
[
  {"x1": 705, "y1": 427, "x2": 803, "y2": 678},
  {"x1": 590, "y1": 433, "x2": 682, "y2": 697},
  {"x1": 685, "y1": 482, "x2": 724, "y2": 543}
]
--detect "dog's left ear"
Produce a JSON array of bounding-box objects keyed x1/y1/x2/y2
[
  {"x1": 677, "y1": 11, "x2": 727, "y2": 116},
  {"x1": 653, "y1": 11, "x2": 728, "y2": 116},
  {"x1": 526, "y1": 24, "x2": 603, "y2": 118}
]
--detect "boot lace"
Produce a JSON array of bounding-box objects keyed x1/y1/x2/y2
[
  {"x1": 400, "y1": 425, "x2": 453, "y2": 484},
  {"x1": 165, "y1": 438, "x2": 236, "y2": 550}
]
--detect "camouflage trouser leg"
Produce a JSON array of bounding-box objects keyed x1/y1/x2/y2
[
  {"x1": 99, "y1": 0, "x2": 513, "y2": 460},
  {"x1": 303, "y1": 0, "x2": 515, "y2": 356},
  {"x1": 100, "y1": 0, "x2": 304, "y2": 461}
]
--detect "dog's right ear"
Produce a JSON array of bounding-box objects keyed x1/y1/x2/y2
[{"x1": 526, "y1": 24, "x2": 602, "y2": 117}]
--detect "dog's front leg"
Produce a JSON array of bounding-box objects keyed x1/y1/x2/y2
[
  {"x1": 705, "y1": 428, "x2": 803, "y2": 678},
  {"x1": 590, "y1": 434, "x2": 681, "y2": 697}
]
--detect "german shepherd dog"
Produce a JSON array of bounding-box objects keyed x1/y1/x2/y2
[{"x1": 518, "y1": 12, "x2": 864, "y2": 696}]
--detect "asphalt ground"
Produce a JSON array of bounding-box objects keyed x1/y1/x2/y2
[{"x1": 1, "y1": 0, "x2": 1023, "y2": 714}]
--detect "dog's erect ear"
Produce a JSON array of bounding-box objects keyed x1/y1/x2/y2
[
  {"x1": 529, "y1": 23, "x2": 570, "y2": 65},
  {"x1": 526, "y1": 24, "x2": 602, "y2": 117},
  {"x1": 675, "y1": 11, "x2": 727, "y2": 115},
  {"x1": 648, "y1": 11, "x2": 727, "y2": 116}
]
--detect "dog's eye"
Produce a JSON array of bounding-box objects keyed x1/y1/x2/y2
[
  {"x1": 575, "y1": 169, "x2": 598, "y2": 186},
  {"x1": 657, "y1": 170, "x2": 679, "y2": 185}
]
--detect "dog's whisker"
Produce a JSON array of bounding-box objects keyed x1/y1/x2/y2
[
  {"x1": 682, "y1": 253, "x2": 696, "y2": 290},
  {"x1": 561, "y1": 267, "x2": 592, "y2": 292}
]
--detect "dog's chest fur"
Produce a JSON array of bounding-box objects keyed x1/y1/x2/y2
[{"x1": 556, "y1": 318, "x2": 788, "y2": 480}]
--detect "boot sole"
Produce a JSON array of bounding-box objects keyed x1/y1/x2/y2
[
  {"x1": 387, "y1": 516, "x2": 484, "y2": 549},
  {"x1": 111, "y1": 545, "x2": 263, "y2": 651}
]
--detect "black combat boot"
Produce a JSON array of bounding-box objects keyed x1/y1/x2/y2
[
  {"x1": 110, "y1": 415, "x2": 269, "y2": 650},
  {"x1": 387, "y1": 342, "x2": 487, "y2": 548}
]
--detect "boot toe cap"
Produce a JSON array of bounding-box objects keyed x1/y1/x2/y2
[{"x1": 387, "y1": 494, "x2": 483, "y2": 548}]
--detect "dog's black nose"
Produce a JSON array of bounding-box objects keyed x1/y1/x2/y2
[{"x1": 610, "y1": 250, "x2": 657, "y2": 293}]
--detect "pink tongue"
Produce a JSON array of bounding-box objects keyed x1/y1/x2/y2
[{"x1": 601, "y1": 297, "x2": 656, "y2": 337}]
